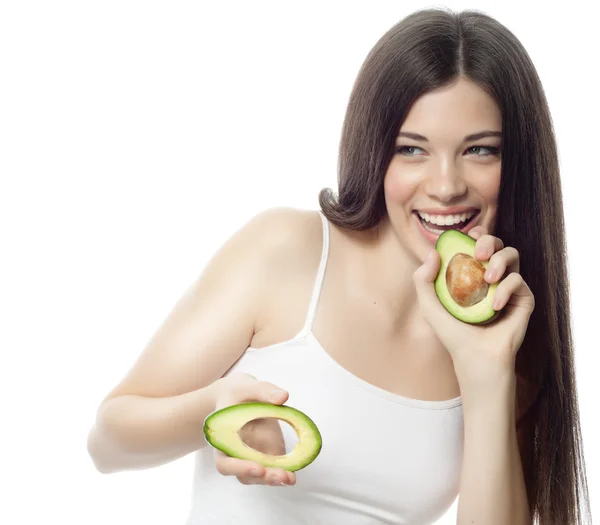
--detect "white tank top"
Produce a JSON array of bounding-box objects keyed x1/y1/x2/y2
[{"x1": 185, "y1": 211, "x2": 464, "y2": 525}]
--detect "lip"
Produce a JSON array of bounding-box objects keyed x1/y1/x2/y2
[
  {"x1": 413, "y1": 210, "x2": 480, "y2": 244},
  {"x1": 414, "y1": 206, "x2": 479, "y2": 215}
]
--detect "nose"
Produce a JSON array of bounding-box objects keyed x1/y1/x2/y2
[{"x1": 424, "y1": 157, "x2": 467, "y2": 203}]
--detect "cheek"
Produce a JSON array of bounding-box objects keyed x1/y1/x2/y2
[
  {"x1": 487, "y1": 168, "x2": 501, "y2": 194},
  {"x1": 465, "y1": 165, "x2": 501, "y2": 205},
  {"x1": 479, "y1": 172, "x2": 501, "y2": 207},
  {"x1": 384, "y1": 169, "x2": 417, "y2": 204},
  {"x1": 474, "y1": 170, "x2": 501, "y2": 229}
]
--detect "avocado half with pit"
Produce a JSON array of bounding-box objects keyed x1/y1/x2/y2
[
  {"x1": 434, "y1": 229, "x2": 500, "y2": 324},
  {"x1": 203, "y1": 402, "x2": 322, "y2": 471}
]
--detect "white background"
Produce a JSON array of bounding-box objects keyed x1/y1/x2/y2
[{"x1": 1, "y1": 1, "x2": 597, "y2": 523}]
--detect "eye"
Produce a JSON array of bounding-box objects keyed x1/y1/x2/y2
[
  {"x1": 395, "y1": 145, "x2": 501, "y2": 157},
  {"x1": 395, "y1": 146, "x2": 425, "y2": 156},
  {"x1": 466, "y1": 145, "x2": 501, "y2": 156}
]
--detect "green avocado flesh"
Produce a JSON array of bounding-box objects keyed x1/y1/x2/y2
[
  {"x1": 434, "y1": 229, "x2": 499, "y2": 324},
  {"x1": 203, "y1": 402, "x2": 322, "y2": 471}
]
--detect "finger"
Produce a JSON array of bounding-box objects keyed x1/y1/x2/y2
[
  {"x1": 415, "y1": 249, "x2": 441, "y2": 284},
  {"x1": 261, "y1": 467, "x2": 296, "y2": 486},
  {"x1": 474, "y1": 234, "x2": 504, "y2": 261},
  {"x1": 215, "y1": 451, "x2": 267, "y2": 479},
  {"x1": 492, "y1": 272, "x2": 535, "y2": 313},
  {"x1": 215, "y1": 452, "x2": 294, "y2": 485},
  {"x1": 467, "y1": 225, "x2": 488, "y2": 240},
  {"x1": 413, "y1": 250, "x2": 460, "y2": 331},
  {"x1": 248, "y1": 380, "x2": 289, "y2": 405},
  {"x1": 484, "y1": 246, "x2": 520, "y2": 283},
  {"x1": 267, "y1": 468, "x2": 296, "y2": 485},
  {"x1": 238, "y1": 468, "x2": 297, "y2": 486},
  {"x1": 218, "y1": 380, "x2": 289, "y2": 409}
]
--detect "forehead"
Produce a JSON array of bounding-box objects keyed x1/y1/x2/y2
[{"x1": 400, "y1": 78, "x2": 502, "y2": 138}]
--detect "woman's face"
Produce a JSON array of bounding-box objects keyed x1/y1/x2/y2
[{"x1": 383, "y1": 77, "x2": 502, "y2": 263}]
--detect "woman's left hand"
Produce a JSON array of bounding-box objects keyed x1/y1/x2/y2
[{"x1": 413, "y1": 226, "x2": 535, "y2": 394}]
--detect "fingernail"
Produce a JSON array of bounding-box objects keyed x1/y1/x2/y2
[
  {"x1": 492, "y1": 295, "x2": 501, "y2": 309},
  {"x1": 269, "y1": 389, "x2": 286, "y2": 402},
  {"x1": 249, "y1": 468, "x2": 261, "y2": 476},
  {"x1": 485, "y1": 269, "x2": 496, "y2": 281},
  {"x1": 272, "y1": 480, "x2": 286, "y2": 486}
]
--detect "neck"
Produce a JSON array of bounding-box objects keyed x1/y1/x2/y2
[{"x1": 345, "y1": 214, "x2": 424, "y2": 330}]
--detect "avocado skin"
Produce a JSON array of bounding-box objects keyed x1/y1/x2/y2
[
  {"x1": 434, "y1": 229, "x2": 500, "y2": 325},
  {"x1": 203, "y1": 402, "x2": 322, "y2": 472}
]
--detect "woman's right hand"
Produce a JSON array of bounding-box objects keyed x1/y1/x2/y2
[{"x1": 210, "y1": 373, "x2": 296, "y2": 486}]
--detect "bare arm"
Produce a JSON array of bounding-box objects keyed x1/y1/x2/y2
[
  {"x1": 456, "y1": 373, "x2": 532, "y2": 525},
  {"x1": 87, "y1": 208, "x2": 295, "y2": 474},
  {"x1": 87, "y1": 384, "x2": 222, "y2": 472}
]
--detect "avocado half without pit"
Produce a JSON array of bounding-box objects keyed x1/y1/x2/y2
[
  {"x1": 434, "y1": 229, "x2": 500, "y2": 324},
  {"x1": 203, "y1": 402, "x2": 322, "y2": 471}
]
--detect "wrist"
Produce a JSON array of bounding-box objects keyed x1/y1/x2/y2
[
  {"x1": 205, "y1": 377, "x2": 227, "y2": 411},
  {"x1": 458, "y1": 367, "x2": 517, "y2": 414}
]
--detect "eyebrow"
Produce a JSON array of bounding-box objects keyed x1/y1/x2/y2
[{"x1": 397, "y1": 130, "x2": 502, "y2": 142}]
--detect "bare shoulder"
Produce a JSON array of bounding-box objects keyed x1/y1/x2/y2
[
  {"x1": 240, "y1": 206, "x2": 328, "y2": 296},
  {"x1": 243, "y1": 206, "x2": 328, "y2": 347},
  {"x1": 99, "y1": 206, "x2": 324, "y2": 402},
  {"x1": 190, "y1": 206, "x2": 323, "y2": 293},
  {"x1": 249, "y1": 206, "x2": 325, "y2": 268}
]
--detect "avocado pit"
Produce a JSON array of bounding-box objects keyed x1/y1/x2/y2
[{"x1": 446, "y1": 253, "x2": 489, "y2": 307}]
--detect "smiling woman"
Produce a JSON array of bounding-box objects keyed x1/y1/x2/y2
[
  {"x1": 382, "y1": 79, "x2": 504, "y2": 251},
  {"x1": 318, "y1": 7, "x2": 591, "y2": 524},
  {"x1": 88, "y1": 6, "x2": 591, "y2": 525}
]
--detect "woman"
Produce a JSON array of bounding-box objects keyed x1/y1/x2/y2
[{"x1": 87, "y1": 7, "x2": 591, "y2": 525}]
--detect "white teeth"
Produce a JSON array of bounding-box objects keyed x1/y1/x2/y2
[
  {"x1": 421, "y1": 222, "x2": 445, "y2": 234},
  {"x1": 417, "y1": 211, "x2": 476, "y2": 226}
]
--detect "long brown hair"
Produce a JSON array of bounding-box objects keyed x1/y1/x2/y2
[{"x1": 320, "y1": 7, "x2": 591, "y2": 524}]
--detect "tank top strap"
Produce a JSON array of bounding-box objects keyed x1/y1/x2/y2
[{"x1": 296, "y1": 210, "x2": 330, "y2": 339}]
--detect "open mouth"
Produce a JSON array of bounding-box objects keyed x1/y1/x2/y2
[{"x1": 413, "y1": 209, "x2": 480, "y2": 234}]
